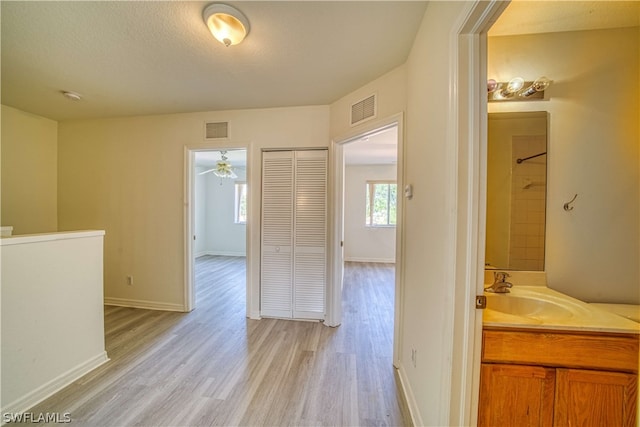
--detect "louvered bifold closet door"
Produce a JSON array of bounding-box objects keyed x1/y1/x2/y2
[
  {"x1": 260, "y1": 151, "x2": 294, "y2": 318},
  {"x1": 293, "y1": 150, "x2": 327, "y2": 319}
]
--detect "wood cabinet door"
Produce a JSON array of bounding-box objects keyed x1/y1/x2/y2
[
  {"x1": 554, "y1": 368, "x2": 637, "y2": 427},
  {"x1": 478, "y1": 363, "x2": 555, "y2": 427}
]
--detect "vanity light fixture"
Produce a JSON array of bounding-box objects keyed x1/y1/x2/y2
[
  {"x1": 203, "y1": 3, "x2": 250, "y2": 47},
  {"x1": 488, "y1": 76, "x2": 552, "y2": 102}
]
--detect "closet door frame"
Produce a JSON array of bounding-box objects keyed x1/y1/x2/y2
[{"x1": 260, "y1": 148, "x2": 328, "y2": 320}]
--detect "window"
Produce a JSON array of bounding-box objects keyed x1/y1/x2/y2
[
  {"x1": 365, "y1": 181, "x2": 397, "y2": 226},
  {"x1": 234, "y1": 182, "x2": 247, "y2": 224}
]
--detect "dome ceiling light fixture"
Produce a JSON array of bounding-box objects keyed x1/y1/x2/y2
[{"x1": 203, "y1": 3, "x2": 250, "y2": 47}]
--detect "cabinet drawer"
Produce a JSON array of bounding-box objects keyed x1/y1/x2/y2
[{"x1": 483, "y1": 329, "x2": 639, "y2": 373}]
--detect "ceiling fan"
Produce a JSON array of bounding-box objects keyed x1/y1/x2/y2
[{"x1": 198, "y1": 150, "x2": 238, "y2": 179}]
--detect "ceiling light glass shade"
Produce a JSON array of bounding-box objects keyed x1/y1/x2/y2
[
  {"x1": 203, "y1": 4, "x2": 250, "y2": 47},
  {"x1": 520, "y1": 76, "x2": 551, "y2": 97}
]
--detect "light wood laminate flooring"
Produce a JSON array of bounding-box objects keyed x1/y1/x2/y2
[{"x1": 24, "y1": 257, "x2": 411, "y2": 426}]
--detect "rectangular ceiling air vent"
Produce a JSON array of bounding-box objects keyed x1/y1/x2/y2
[
  {"x1": 205, "y1": 121, "x2": 229, "y2": 140},
  {"x1": 350, "y1": 94, "x2": 376, "y2": 126}
]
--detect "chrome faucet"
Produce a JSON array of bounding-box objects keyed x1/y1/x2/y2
[{"x1": 485, "y1": 271, "x2": 513, "y2": 293}]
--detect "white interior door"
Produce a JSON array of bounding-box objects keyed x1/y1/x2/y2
[
  {"x1": 293, "y1": 150, "x2": 327, "y2": 319},
  {"x1": 260, "y1": 149, "x2": 327, "y2": 320},
  {"x1": 260, "y1": 151, "x2": 294, "y2": 318}
]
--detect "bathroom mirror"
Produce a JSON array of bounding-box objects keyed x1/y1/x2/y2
[{"x1": 485, "y1": 111, "x2": 547, "y2": 271}]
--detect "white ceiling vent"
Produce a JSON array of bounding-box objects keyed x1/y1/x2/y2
[
  {"x1": 350, "y1": 94, "x2": 377, "y2": 126},
  {"x1": 205, "y1": 121, "x2": 229, "y2": 140}
]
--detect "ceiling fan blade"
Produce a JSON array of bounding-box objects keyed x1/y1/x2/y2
[{"x1": 198, "y1": 168, "x2": 216, "y2": 175}]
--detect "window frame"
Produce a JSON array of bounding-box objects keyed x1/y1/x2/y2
[
  {"x1": 365, "y1": 180, "x2": 397, "y2": 227},
  {"x1": 234, "y1": 181, "x2": 247, "y2": 224}
]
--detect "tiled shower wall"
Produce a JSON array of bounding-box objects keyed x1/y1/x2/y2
[{"x1": 509, "y1": 135, "x2": 546, "y2": 270}]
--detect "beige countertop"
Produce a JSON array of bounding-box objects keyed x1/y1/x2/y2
[
  {"x1": 589, "y1": 303, "x2": 640, "y2": 323},
  {"x1": 483, "y1": 285, "x2": 640, "y2": 335}
]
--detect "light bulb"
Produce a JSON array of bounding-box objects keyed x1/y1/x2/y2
[
  {"x1": 487, "y1": 79, "x2": 498, "y2": 93},
  {"x1": 207, "y1": 13, "x2": 245, "y2": 46},
  {"x1": 520, "y1": 76, "x2": 551, "y2": 97},
  {"x1": 499, "y1": 77, "x2": 524, "y2": 97}
]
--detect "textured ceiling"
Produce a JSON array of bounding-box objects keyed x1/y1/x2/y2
[
  {"x1": 347, "y1": 0, "x2": 640, "y2": 166},
  {"x1": 1, "y1": 1, "x2": 428, "y2": 121},
  {"x1": 3, "y1": 1, "x2": 637, "y2": 123},
  {"x1": 489, "y1": 0, "x2": 640, "y2": 37}
]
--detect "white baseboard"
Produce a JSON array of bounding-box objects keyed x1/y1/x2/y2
[
  {"x1": 104, "y1": 297, "x2": 185, "y2": 312},
  {"x1": 396, "y1": 363, "x2": 423, "y2": 427},
  {"x1": 344, "y1": 257, "x2": 395, "y2": 264},
  {"x1": 1, "y1": 352, "x2": 109, "y2": 417},
  {"x1": 196, "y1": 251, "x2": 246, "y2": 258}
]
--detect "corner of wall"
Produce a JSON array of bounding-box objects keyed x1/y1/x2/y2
[{"x1": 1, "y1": 105, "x2": 58, "y2": 234}]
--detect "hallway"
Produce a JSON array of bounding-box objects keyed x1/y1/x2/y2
[{"x1": 26, "y1": 257, "x2": 410, "y2": 426}]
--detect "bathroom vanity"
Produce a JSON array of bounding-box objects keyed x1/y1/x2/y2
[{"x1": 478, "y1": 284, "x2": 640, "y2": 426}]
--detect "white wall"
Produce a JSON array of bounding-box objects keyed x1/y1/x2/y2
[
  {"x1": 344, "y1": 164, "x2": 396, "y2": 263},
  {"x1": 400, "y1": 2, "x2": 484, "y2": 425},
  {"x1": 1, "y1": 231, "x2": 108, "y2": 414},
  {"x1": 488, "y1": 27, "x2": 640, "y2": 304},
  {"x1": 194, "y1": 166, "x2": 208, "y2": 256},
  {"x1": 57, "y1": 106, "x2": 330, "y2": 312},
  {"x1": 199, "y1": 167, "x2": 247, "y2": 257},
  {"x1": 1, "y1": 105, "x2": 58, "y2": 234},
  {"x1": 332, "y1": 3, "x2": 475, "y2": 425},
  {"x1": 402, "y1": 2, "x2": 465, "y2": 425},
  {"x1": 330, "y1": 65, "x2": 407, "y2": 140}
]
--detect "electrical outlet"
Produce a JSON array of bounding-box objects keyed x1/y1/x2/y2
[
  {"x1": 127, "y1": 276, "x2": 134, "y2": 286},
  {"x1": 411, "y1": 348, "x2": 417, "y2": 368}
]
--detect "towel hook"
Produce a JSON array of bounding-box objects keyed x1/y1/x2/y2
[{"x1": 563, "y1": 194, "x2": 578, "y2": 211}]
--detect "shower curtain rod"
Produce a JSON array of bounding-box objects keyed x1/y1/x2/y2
[{"x1": 516, "y1": 152, "x2": 547, "y2": 164}]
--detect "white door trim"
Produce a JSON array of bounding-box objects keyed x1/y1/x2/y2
[
  {"x1": 327, "y1": 113, "x2": 405, "y2": 366},
  {"x1": 183, "y1": 142, "x2": 253, "y2": 316},
  {"x1": 446, "y1": 1, "x2": 509, "y2": 425}
]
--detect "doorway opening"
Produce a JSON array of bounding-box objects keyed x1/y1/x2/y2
[
  {"x1": 330, "y1": 117, "x2": 403, "y2": 364},
  {"x1": 342, "y1": 124, "x2": 399, "y2": 362},
  {"x1": 185, "y1": 148, "x2": 249, "y2": 312},
  {"x1": 343, "y1": 126, "x2": 398, "y2": 265}
]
